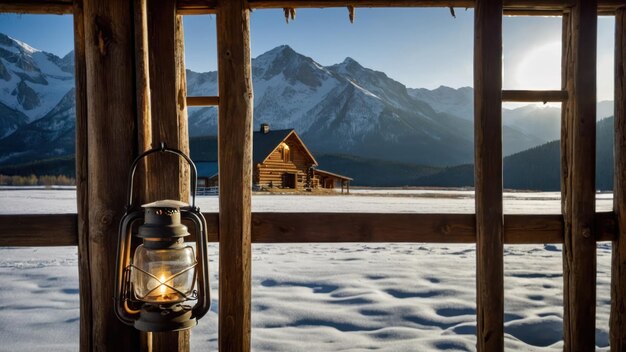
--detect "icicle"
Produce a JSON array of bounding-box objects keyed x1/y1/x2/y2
[
  {"x1": 348, "y1": 5, "x2": 355, "y2": 23},
  {"x1": 449, "y1": 7, "x2": 456, "y2": 18},
  {"x1": 283, "y1": 8, "x2": 296, "y2": 23}
]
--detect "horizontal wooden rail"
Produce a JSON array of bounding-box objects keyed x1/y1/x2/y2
[
  {"x1": 177, "y1": 0, "x2": 217, "y2": 14},
  {"x1": 186, "y1": 96, "x2": 220, "y2": 106},
  {"x1": 249, "y1": 0, "x2": 623, "y2": 14},
  {"x1": 0, "y1": 0, "x2": 624, "y2": 15},
  {"x1": 0, "y1": 214, "x2": 78, "y2": 246},
  {"x1": 0, "y1": 211, "x2": 616, "y2": 247},
  {"x1": 502, "y1": 90, "x2": 568, "y2": 103},
  {"x1": 0, "y1": 0, "x2": 72, "y2": 14}
]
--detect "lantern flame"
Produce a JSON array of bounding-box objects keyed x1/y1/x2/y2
[{"x1": 159, "y1": 274, "x2": 167, "y2": 296}]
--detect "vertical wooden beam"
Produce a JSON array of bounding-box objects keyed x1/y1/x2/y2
[
  {"x1": 217, "y1": 0, "x2": 254, "y2": 349},
  {"x1": 561, "y1": 1, "x2": 598, "y2": 350},
  {"x1": 82, "y1": 0, "x2": 140, "y2": 349},
  {"x1": 145, "y1": 0, "x2": 191, "y2": 349},
  {"x1": 73, "y1": 0, "x2": 92, "y2": 350},
  {"x1": 474, "y1": 0, "x2": 503, "y2": 350},
  {"x1": 611, "y1": 7, "x2": 626, "y2": 350},
  {"x1": 147, "y1": 0, "x2": 190, "y2": 202},
  {"x1": 134, "y1": 0, "x2": 152, "y2": 173},
  {"x1": 133, "y1": 0, "x2": 153, "y2": 349}
]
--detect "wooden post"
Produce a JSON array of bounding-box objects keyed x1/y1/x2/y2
[
  {"x1": 146, "y1": 0, "x2": 190, "y2": 202},
  {"x1": 73, "y1": 0, "x2": 92, "y2": 350},
  {"x1": 561, "y1": 1, "x2": 597, "y2": 350},
  {"x1": 134, "y1": 0, "x2": 152, "y2": 165},
  {"x1": 474, "y1": 0, "x2": 503, "y2": 350},
  {"x1": 145, "y1": 0, "x2": 191, "y2": 349},
  {"x1": 217, "y1": 0, "x2": 254, "y2": 349},
  {"x1": 611, "y1": 7, "x2": 626, "y2": 350},
  {"x1": 82, "y1": 0, "x2": 140, "y2": 349}
]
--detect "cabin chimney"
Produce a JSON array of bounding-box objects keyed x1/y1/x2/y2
[{"x1": 261, "y1": 123, "x2": 270, "y2": 134}]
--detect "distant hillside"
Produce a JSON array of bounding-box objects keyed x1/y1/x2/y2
[
  {"x1": 315, "y1": 154, "x2": 440, "y2": 186},
  {"x1": 189, "y1": 135, "x2": 218, "y2": 161},
  {"x1": 416, "y1": 116, "x2": 615, "y2": 191},
  {"x1": 0, "y1": 155, "x2": 75, "y2": 177}
]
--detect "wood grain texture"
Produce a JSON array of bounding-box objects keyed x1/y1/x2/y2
[
  {"x1": 0, "y1": 212, "x2": 618, "y2": 247},
  {"x1": 73, "y1": 0, "x2": 92, "y2": 350},
  {"x1": 145, "y1": 0, "x2": 191, "y2": 349},
  {"x1": 176, "y1": 0, "x2": 217, "y2": 14},
  {"x1": 134, "y1": 0, "x2": 152, "y2": 201},
  {"x1": 561, "y1": 2, "x2": 598, "y2": 350},
  {"x1": 0, "y1": 0, "x2": 72, "y2": 14},
  {"x1": 186, "y1": 96, "x2": 219, "y2": 106},
  {"x1": 612, "y1": 7, "x2": 626, "y2": 350},
  {"x1": 474, "y1": 0, "x2": 504, "y2": 350},
  {"x1": 502, "y1": 90, "x2": 568, "y2": 103},
  {"x1": 147, "y1": 0, "x2": 190, "y2": 203},
  {"x1": 217, "y1": 0, "x2": 254, "y2": 348},
  {"x1": 152, "y1": 330, "x2": 190, "y2": 352},
  {"x1": 0, "y1": 0, "x2": 623, "y2": 15},
  {"x1": 82, "y1": 0, "x2": 140, "y2": 349},
  {"x1": 0, "y1": 214, "x2": 77, "y2": 246}
]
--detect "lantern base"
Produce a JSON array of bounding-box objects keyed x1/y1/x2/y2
[{"x1": 134, "y1": 303, "x2": 197, "y2": 332}]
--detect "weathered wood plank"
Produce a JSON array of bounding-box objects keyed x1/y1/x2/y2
[
  {"x1": 133, "y1": 2, "x2": 153, "y2": 348},
  {"x1": 0, "y1": 0, "x2": 624, "y2": 15},
  {"x1": 252, "y1": 213, "x2": 475, "y2": 242},
  {"x1": 217, "y1": 0, "x2": 254, "y2": 349},
  {"x1": 561, "y1": 1, "x2": 598, "y2": 349},
  {"x1": 152, "y1": 331, "x2": 190, "y2": 352},
  {"x1": 0, "y1": 0, "x2": 72, "y2": 14},
  {"x1": 145, "y1": 0, "x2": 191, "y2": 349},
  {"x1": 474, "y1": 0, "x2": 504, "y2": 350},
  {"x1": 0, "y1": 212, "x2": 618, "y2": 246},
  {"x1": 502, "y1": 90, "x2": 568, "y2": 103},
  {"x1": 73, "y1": 0, "x2": 92, "y2": 349},
  {"x1": 0, "y1": 214, "x2": 77, "y2": 246},
  {"x1": 82, "y1": 0, "x2": 140, "y2": 349},
  {"x1": 147, "y1": 0, "x2": 190, "y2": 203},
  {"x1": 176, "y1": 0, "x2": 217, "y2": 14},
  {"x1": 186, "y1": 96, "x2": 219, "y2": 106},
  {"x1": 134, "y1": 0, "x2": 152, "y2": 166},
  {"x1": 611, "y1": 7, "x2": 626, "y2": 350}
]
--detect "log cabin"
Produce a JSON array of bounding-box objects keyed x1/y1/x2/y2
[
  {"x1": 196, "y1": 123, "x2": 352, "y2": 192},
  {"x1": 0, "y1": 0, "x2": 624, "y2": 351}
]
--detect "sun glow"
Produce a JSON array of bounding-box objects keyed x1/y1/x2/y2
[{"x1": 515, "y1": 41, "x2": 562, "y2": 90}]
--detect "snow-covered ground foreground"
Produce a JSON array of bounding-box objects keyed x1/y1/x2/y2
[{"x1": 0, "y1": 189, "x2": 615, "y2": 351}]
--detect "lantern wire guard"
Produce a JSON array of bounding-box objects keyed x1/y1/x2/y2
[{"x1": 114, "y1": 143, "x2": 211, "y2": 332}]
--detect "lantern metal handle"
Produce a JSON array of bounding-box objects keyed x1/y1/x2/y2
[{"x1": 126, "y1": 142, "x2": 199, "y2": 209}]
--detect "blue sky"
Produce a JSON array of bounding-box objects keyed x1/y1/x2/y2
[{"x1": 0, "y1": 11, "x2": 615, "y2": 101}]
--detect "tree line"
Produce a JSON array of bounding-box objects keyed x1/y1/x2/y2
[{"x1": 0, "y1": 174, "x2": 75, "y2": 186}]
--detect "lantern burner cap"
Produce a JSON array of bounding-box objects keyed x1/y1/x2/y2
[{"x1": 142, "y1": 199, "x2": 189, "y2": 209}]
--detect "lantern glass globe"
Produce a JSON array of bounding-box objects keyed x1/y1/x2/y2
[{"x1": 131, "y1": 244, "x2": 196, "y2": 304}]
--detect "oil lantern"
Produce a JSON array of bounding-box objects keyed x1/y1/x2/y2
[{"x1": 114, "y1": 144, "x2": 210, "y2": 332}]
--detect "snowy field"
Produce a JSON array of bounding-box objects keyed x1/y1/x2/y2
[{"x1": 0, "y1": 189, "x2": 615, "y2": 351}]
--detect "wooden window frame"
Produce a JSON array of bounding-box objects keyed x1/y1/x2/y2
[{"x1": 0, "y1": 0, "x2": 624, "y2": 351}]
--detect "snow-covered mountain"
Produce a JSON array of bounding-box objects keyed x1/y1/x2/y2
[
  {"x1": 0, "y1": 35, "x2": 597, "y2": 170},
  {"x1": 187, "y1": 45, "x2": 544, "y2": 166},
  {"x1": 0, "y1": 33, "x2": 74, "y2": 123},
  {"x1": 0, "y1": 33, "x2": 75, "y2": 165},
  {"x1": 408, "y1": 86, "x2": 474, "y2": 121}
]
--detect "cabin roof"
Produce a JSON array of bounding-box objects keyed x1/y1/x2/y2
[
  {"x1": 315, "y1": 168, "x2": 353, "y2": 181},
  {"x1": 254, "y1": 129, "x2": 318, "y2": 166}
]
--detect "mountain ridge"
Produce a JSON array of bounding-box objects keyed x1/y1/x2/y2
[{"x1": 0, "y1": 36, "x2": 615, "y2": 189}]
